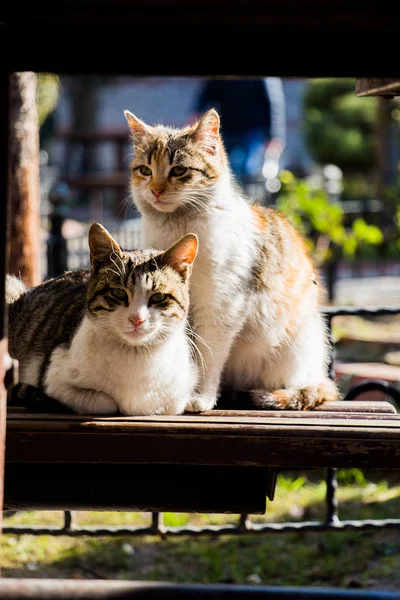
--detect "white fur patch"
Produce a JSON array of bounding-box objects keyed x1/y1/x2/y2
[{"x1": 45, "y1": 317, "x2": 197, "y2": 415}]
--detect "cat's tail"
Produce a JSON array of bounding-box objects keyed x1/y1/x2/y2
[
  {"x1": 247, "y1": 379, "x2": 340, "y2": 411},
  {"x1": 5, "y1": 274, "x2": 28, "y2": 304}
]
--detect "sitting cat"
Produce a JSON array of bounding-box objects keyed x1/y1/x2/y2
[
  {"x1": 124, "y1": 108, "x2": 339, "y2": 411},
  {"x1": 7, "y1": 223, "x2": 198, "y2": 415}
]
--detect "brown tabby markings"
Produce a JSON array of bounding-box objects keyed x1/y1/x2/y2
[
  {"x1": 8, "y1": 246, "x2": 191, "y2": 390},
  {"x1": 129, "y1": 127, "x2": 222, "y2": 193}
]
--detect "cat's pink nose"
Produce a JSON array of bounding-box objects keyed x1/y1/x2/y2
[
  {"x1": 128, "y1": 315, "x2": 144, "y2": 327},
  {"x1": 152, "y1": 189, "x2": 165, "y2": 199}
]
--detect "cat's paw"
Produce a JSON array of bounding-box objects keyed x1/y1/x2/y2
[{"x1": 186, "y1": 393, "x2": 217, "y2": 413}]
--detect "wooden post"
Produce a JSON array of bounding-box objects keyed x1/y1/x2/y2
[
  {"x1": 9, "y1": 72, "x2": 41, "y2": 287},
  {"x1": 0, "y1": 73, "x2": 11, "y2": 565},
  {"x1": 355, "y1": 78, "x2": 400, "y2": 98}
]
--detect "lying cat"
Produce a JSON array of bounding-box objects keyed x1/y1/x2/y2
[
  {"x1": 7, "y1": 223, "x2": 198, "y2": 415},
  {"x1": 124, "y1": 108, "x2": 339, "y2": 411}
]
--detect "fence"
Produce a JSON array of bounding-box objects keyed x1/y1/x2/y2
[{"x1": 66, "y1": 224, "x2": 143, "y2": 271}]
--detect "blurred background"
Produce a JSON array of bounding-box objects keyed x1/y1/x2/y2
[{"x1": 34, "y1": 75, "x2": 400, "y2": 297}]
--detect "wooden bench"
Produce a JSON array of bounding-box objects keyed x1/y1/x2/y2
[{"x1": 4, "y1": 400, "x2": 400, "y2": 514}]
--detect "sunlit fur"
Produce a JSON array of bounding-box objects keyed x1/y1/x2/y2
[
  {"x1": 7, "y1": 225, "x2": 198, "y2": 415},
  {"x1": 125, "y1": 109, "x2": 339, "y2": 411}
]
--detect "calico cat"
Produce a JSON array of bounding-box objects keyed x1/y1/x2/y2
[
  {"x1": 7, "y1": 223, "x2": 198, "y2": 415},
  {"x1": 124, "y1": 108, "x2": 339, "y2": 412}
]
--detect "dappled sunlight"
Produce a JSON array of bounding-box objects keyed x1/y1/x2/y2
[
  {"x1": 1, "y1": 535, "x2": 86, "y2": 572},
  {"x1": 3, "y1": 511, "x2": 63, "y2": 527},
  {"x1": 73, "y1": 511, "x2": 151, "y2": 527}
]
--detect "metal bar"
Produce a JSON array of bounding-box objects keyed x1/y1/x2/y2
[
  {"x1": 324, "y1": 307, "x2": 400, "y2": 317},
  {"x1": 63, "y1": 511, "x2": 74, "y2": 531},
  {"x1": 323, "y1": 314, "x2": 340, "y2": 529},
  {"x1": 151, "y1": 512, "x2": 166, "y2": 536},
  {"x1": 239, "y1": 514, "x2": 250, "y2": 532},
  {"x1": 4, "y1": 519, "x2": 400, "y2": 537},
  {"x1": 344, "y1": 380, "x2": 400, "y2": 411},
  {"x1": 324, "y1": 468, "x2": 340, "y2": 526}
]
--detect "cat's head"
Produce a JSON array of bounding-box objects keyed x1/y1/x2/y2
[
  {"x1": 87, "y1": 223, "x2": 198, "y2": 347},
  {"x1": 124, "y1": 109, "x2": 227, "y2": 214}
]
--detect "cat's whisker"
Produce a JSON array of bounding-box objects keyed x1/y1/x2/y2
[
  {"x1": 123, "y1": 152, "x2": 134, "y2": 163},
  {"x1": 181, "y1": 198, "x2": 209, "y2": 215},
  {"x1": 185, "y1": 197, "x2": 209, "y2": 210},
  {"x1": 186, "y1": 327, "x2": 213, "y2": 356},
  {"x1": 140, "y1": 340, "x2": 152, "y2": 357},
  {"x1": 182, "y1": 194, "x2": 212, "y2": 212},
  {"x1": 104, "y1": 267, "x2": 122, "y2": 279},
  {"x1": 113, "y1": 250, "x2": 126, "y2": 276},
  {"x1": 109, "y1": 254, "x2": 124, "y2": 278},
  {"x1": 186, "y1": 336, "x2": 207, "y2": 376},
  {"x1": 116, "y1": 194, "x2": 136, "y2": 220},
  {"x1": 134, "y1": 139, "x2": 150, "y2": 152}
]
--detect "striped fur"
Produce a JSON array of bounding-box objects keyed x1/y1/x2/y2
[
  {"x1": 7, "y1": 224, "x2": 198, "y2": 415},
  {"x1": 125, "y1": 109, "x2": 340, "y2": 411}
]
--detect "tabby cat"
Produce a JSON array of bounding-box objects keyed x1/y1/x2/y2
[
  {"x1": 7, "y1": 223, "x2": 198, "y2": 415},
  {"x1": 124, "y1": 108, "x2": 339, "y2": 411}
]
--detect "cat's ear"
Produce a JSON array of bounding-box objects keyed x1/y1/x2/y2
[
  {"x1": 159, "y1": 234, "x2": 198, "y2": 281},
  {"x1": 124, "y1": 110, "x2": 152, "y2": 140},
  {"x1": 89, "y1": 223, "x2": 122, "y2": 270},
  {"x1": 191, "y1": 109, "x2": 220, "y2": 155}
]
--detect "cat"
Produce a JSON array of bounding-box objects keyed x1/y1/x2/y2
[
  {"x1": 124, "y1": 107, "x2": 339, "y2": 412},
  {"x1": 7, "y1": 223, "x2": 199, "y2": 415}
]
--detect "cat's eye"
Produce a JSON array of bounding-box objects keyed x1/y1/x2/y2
[
  {"x1": 149, "y1": 292, "x2": 166, "y2": 305},
  {"x1": 139, "y1": 165, "x2": 152, "y2": 176},
  {"x1": 110, "y1": 288, "x2": 128, "y2": 302},
  {"x1": 170, "y1": 166, "x2": 187, "y2": 177}
]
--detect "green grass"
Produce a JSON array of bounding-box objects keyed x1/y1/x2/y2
[{"x1": 2, "y1": 470, "x2": 400, "y2": 590}]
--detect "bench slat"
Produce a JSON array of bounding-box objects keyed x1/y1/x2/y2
[
  {"x1": 6, "y1": 411, "x2": 400, "y2": 428},
  {"x1": 6, "y1": 416, "x2": 400, "y2": 468},
  {"x1": 7, "y1": 411, "x2": 399, "y2": 424},
  {"x1": 7, "y1": 400, "x2": 397, "y2": 418}
]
